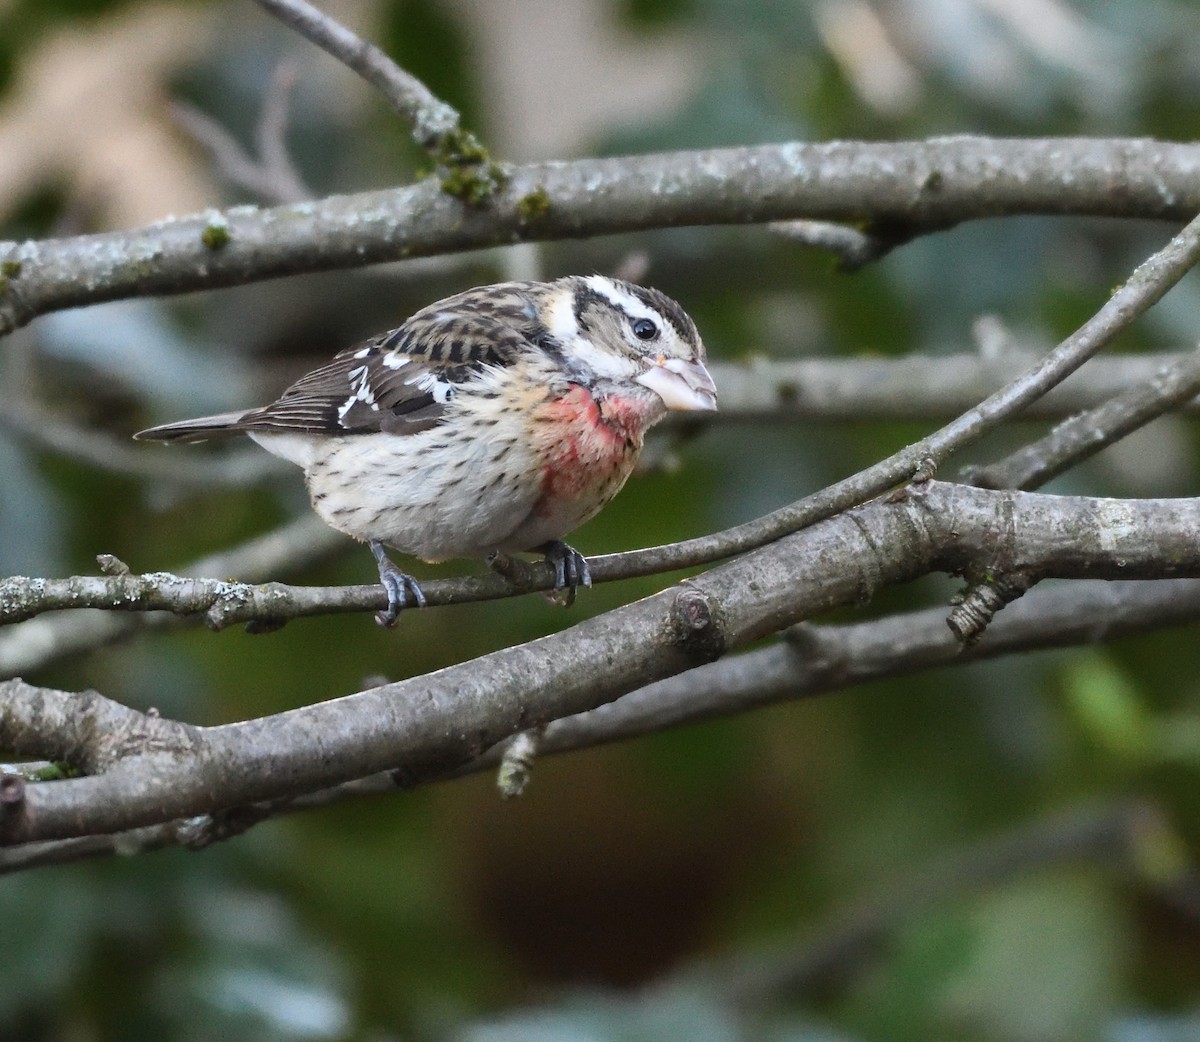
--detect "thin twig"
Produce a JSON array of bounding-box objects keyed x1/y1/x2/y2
[
  {"x1": 255, "y1": 63, "x2": 309, "y2": 201},
  {"x1": 11, "y1": 352, "x2": 1200, "y2": 492},
  {"x1": 0, "y1": 515, "x2": 343, "y2": 678},
  {"x1": 701, "y1": 351, "x2": 1200, "y2": 423},
  {"x1": 768, "y1": 218, "x2": 922, "y2": 270},
  {"x1": 249, "y1": 0, "x2": 503, "y2": 204},
  {"x1": 603, "y1": 211, "x2": 1200, "y2": 580},
  {"x1": 250, "y1": 0, "x2": 462, "y2": 152},
  {"x1": 963, "y1": 343, "x2": 1200, "y2": 490},
  {"x1": 170, "y1": 63, "x2": 309, "y2": 204}
]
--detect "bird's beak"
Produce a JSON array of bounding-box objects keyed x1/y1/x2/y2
[{"x1": 635, "y1": 356, "x2": 718, "y2": 412}]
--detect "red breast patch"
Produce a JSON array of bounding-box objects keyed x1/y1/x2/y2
[{"x1": 533, "y1": 386, "x2": 647, "y2": 508}]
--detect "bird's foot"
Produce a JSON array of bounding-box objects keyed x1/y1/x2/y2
[
  {"x1": 537, "y1": 540, "x2": 591, "y2": 607},
  {"x1": 370, "y1": 540, "x2": 426, "y2": 627}
]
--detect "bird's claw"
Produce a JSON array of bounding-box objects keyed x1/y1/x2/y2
[
  {"x1": 539, "y1": 540, "x2": 591, "y2": 607},
  {"x1": 370, "y1": 541, "x2": 426, "y2": 627},
  {"x1": 375, "y1": 568, "x2": 426, "y2": 627}
]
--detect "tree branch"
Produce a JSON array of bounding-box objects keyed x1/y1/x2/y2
[
  {"x1": 7, "y1": 349, "x2": 1200, "y2": 505},
  {"x1": 6, "y1": 575, "x2": 1198, "y2": 872},
  {"x1": 703, "y1": 351, "x2": 1200, "y2": 422},
  {"x1": 541, "y1": 210, "x2": 1200, "y2": 588},
  {"x1": 6, "y1": 482, "x2": 1200, "y2": 847},
  {"x1": 0, "y1": 515, "x2": 342, "y2": 678},
  {"x1": 8, "y1": 350, "x2": 1198, "y2": 496},
  {"x1": 0, "y1": 398, "x2": 283, "y2": 485},
  {"x1": 768, "y1": 217, "x2": 924, "y2": 270},
  {"x1": 963, "y1": 344, "x2": 1200, "y2": 490},
  {"x1": 3, "y1": 137, "x2": 1200, "y2": 334},
  {"x1": 251, "y1": 0, "x2": 464, "y2": 153},
  {"x1": 8, "y1": 209, "x2": 1194, "y2": 631},
  {"x1": 170, "y1": 62, "x2": 310, "y2": 205},
  {"x1": 510, "y1": 576, "x2": 1200, "y2": 758}
]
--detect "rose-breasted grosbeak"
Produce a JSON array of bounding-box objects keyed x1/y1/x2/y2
[{"x1": 136, "y1": 275, "x2": 717, "y2": 625}]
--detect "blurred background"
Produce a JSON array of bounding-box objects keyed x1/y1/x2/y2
[{"x1": 3, "y1": 0, "x2": 1200, "y2": 1039}]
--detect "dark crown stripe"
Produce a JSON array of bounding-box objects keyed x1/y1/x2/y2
[
  {"x1": 625, "y1": 283, "x2": 698, "y2": 345},
  {"x1": 571, "y1": 281, "x2": 614, "y2": 333}
]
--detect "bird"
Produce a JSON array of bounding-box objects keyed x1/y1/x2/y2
[{"x1": 135, "y1": 275, "x2": 718, "y2": 626}]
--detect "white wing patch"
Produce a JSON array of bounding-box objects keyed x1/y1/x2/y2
[
  {"x1": 337, "y1": 363, "x2": 381, "y2": 423},
  {"x1": 414, "y1": 371, "x2": 456, "y2": 404}
]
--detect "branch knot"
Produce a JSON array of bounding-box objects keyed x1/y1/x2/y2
[{"x1": 667, "y1": 584, "x2": 726, "y2": 664}]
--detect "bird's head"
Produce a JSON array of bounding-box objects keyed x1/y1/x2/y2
[{"x1": 544, "y1": 275, "x2": 718, "y2": 413}]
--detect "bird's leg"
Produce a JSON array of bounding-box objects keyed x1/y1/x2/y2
[
  {"x1": 369, "y1": 540, "x2": 426, "y2": 627},
  {"x1": 536, "y1": 540, "x2": 591, "y2": 607}
]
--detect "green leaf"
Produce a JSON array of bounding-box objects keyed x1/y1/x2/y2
[{"x1": 1063, "y1": 652, "x2": 1150, "y2": 762}]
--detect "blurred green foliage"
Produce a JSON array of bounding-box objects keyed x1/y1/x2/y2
[{"x1": 3, "y1": 0, "x2": 1200, "y2": 1040}]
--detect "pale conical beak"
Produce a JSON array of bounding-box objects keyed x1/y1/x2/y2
[{"x1": 635, "y1": 357, "x2": 718, "y2": 412}]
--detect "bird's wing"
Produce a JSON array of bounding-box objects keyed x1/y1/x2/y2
[{"x1": 240, "y1": 285, "x2": 552, "y2": 436}]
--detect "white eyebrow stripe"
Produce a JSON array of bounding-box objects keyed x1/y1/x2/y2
[{"x1": 583, "y1": 275, "x2": 659, "y2": 322}]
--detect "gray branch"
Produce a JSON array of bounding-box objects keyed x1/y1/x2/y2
[
  {"x1": 704, "y1": 350, "x2": 1200, "y2": 422},
  {"x1": 605, "y1": 209, "x2": 1200, "y2": 582},
  {"x1": 7, "y1": 350, "x2": 1198, "y2": 494},
  {"x1": 768, "y1": 218, "x2": 916, "y2": 270},
  {"x1": 0, "y1": 398, "x2": 283, "y2": 486},
  {"x1": 516, "y1": 576, "x2": 1200, "y2": 757},
  {"x1": 170, "y1": 62, "x2": 310, "y2": 205},
  {"x1": 5, "y1": 348, "x2": 1200, "y2": 503},
  {"x1": 7, "y1": 481, "x2": 1200, "y2": 848},
  {"x1": 6, "y1": 575, "x2": 1198, "y2": 872},
  {"x1": 9, "y1": 211, "x2": 1197, "y2": 630},
  {"x1": 963, "y1": 344, "x2": 1200, "y2": 489},
  {"x1": 251, "y1": 0, "x2": 462, "y2": 150},
  {"x1": 4, "y1": 138, "x2": 1200, "y2": 334},
  {"x1": 0, "y1": 515, "x2": 343, "y2": 678}
]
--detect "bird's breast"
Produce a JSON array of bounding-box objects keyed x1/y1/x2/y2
[{"x1": 530, "y1": 385, "x2": 653, "y2": 510}]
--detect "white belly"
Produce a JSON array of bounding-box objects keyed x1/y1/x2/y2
[{"x1": 299, "y1": 429, "x2": 544, "y2": 561}]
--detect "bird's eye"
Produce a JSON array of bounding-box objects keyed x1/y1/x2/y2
[{"x1": 631, "y1": 318, "x2": 659, "y2": 341}]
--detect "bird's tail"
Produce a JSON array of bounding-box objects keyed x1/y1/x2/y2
[{"x1": 134, "y1": 410, "x2": 253, "y2": 443}]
